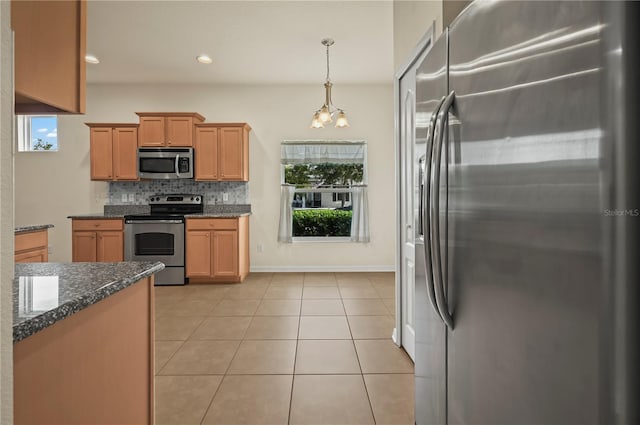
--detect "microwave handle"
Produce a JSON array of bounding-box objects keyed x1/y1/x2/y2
[{"x1": 174, "y1": 154, "x2": 181, "y2": 178}]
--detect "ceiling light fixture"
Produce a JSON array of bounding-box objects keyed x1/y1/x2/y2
[
  {"x1": 85, "y1": 54, "x2": 100, "y2": 64},
  {"x1": 311, "y1": 38, "x2": 349, "y2": 129},
  {"x1": 196, "y1": 54, "x2": 212, "y2": 64}
]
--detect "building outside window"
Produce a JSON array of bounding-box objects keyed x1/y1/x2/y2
[
  {"x1": 16, "y1": 115, "x2": 58, "y2": 152},
  {"x1": 278, "y1": 140, "x2": 369, "y2": 242}
]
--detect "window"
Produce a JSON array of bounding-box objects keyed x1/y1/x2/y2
[
  {"x1": 16, "y1": 115, "x2": 58, "y2": 152},
  {"x1": 278, "y1": 140, "x2": 369, "y2": 242}
]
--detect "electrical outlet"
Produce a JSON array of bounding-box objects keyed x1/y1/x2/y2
[
  {"x1": 257, "y1": 243, "x2": 263, "y2": 253},
  {"x1": 128, "y1": 193, "x2": 135, "y2": 202},
  {"x1": 121, "y1": 194, "x2": 127, "y2": 203},
  {"x1": 222, "y1": 192, "x2": 229, "y2": 202}
]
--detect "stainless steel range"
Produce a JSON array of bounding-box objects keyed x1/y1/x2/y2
[{"x1": 124, "y1": 194, "x2": 203, "y2": 285}]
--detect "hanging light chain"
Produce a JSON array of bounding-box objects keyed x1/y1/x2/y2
[{"x1": 326, "y1": 42, "x2": 331, "y2": 82}]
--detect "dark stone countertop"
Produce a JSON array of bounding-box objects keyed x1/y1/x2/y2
[
  {"x1": 13, "y1": 261, "x2": 164, "y2": 343},
  {"x1": 68, "y1": 204, "x2": 251, "y2": 219},
  {"x1": 15, "y1": 224, "x2": 54, "y2": 234}
]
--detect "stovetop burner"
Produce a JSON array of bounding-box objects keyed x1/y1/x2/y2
[{"x1": 124, "y1": 194, "x2": 204, "y2": 220}]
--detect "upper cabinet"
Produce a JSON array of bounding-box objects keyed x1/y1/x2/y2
[
  {"x1": 12, "y1": 0, "x2": 86, "y2": 114},
  {"x1": 86, "y1": 123, "x2": 139, "y2": 181},
  {"x1": 195, "y1": 123, "x2": 250, "y2": 181},
  {"x1": 136, "y1": 113, "x2": 205, "y2": 147}
]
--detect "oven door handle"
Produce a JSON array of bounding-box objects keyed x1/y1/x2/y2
[
  {"x1": 125, "y1": 219, "x2": 184, "y2": 224},
  {"x1": 175, "y1": 154, "x2": 182, "y2": 178}
]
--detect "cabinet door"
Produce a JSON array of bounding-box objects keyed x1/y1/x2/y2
[
  {"x1": 97, "y1": 231, "x2": 124, "y2": 262},
  {"x1": 138, "y1": 116, "x2": 166, "y2": 147},
  {"x1": 72, "y1": 231, "x2": 97, "y2": 262},
  {"x1": 90, "y1": 127, "x2": 113, "y2": 180},
  {"x1": 186, "y1": 231, "x2": 212, "y2": 277},
  {"x1": 15, "y1": 248, "x2": 47, "y2": 263},
  {"x1": 212, "y1": 230, "x2": 238, "y2": 278},
  {"x1": 12, "y1": 0, "x2": 86, "y2": 114},
  {"x1": 167, "y1": 117, "x2": 193, "y2": 147},
  {"x1": 113, "y1": 127, "x2": 138, "y2": 181},
  {"x1": 219, "y1": 127, "x2": 245, "y2": 180},
  {"x1": 194, "y1": 126, "x2": 218, "y2": 180}
]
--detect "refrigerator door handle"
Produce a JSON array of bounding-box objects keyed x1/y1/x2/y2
[
  {"x1": 430, "y1": 90, "x2": 455, "y2": 330},
  {"x1": 423, "y1": 95, "x2": 447, "y2": 322}
]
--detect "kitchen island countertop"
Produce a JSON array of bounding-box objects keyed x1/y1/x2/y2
[
  {"x1": 13, "y1": 261, "x2": 164, "y2": 343},
  {"x1": 15, "y1": 224, "x2": 54, "y2": 234}
]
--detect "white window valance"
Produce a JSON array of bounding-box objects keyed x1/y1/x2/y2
[{"x1": 281, "y1": 140, "x2": 366, "y2": 164}]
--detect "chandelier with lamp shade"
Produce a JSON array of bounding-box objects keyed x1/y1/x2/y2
[{"x1": 310, "y1": 38, "x2": 349, "y2": 129}]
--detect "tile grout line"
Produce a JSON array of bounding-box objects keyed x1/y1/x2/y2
[{"x1": 287, "y1": 277, "x2": 306, "y2": 425}]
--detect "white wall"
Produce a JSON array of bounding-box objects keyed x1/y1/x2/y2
[
  {"x1": 393, "y1": 0, "x2": 443, "y2": 70},
  {"x1": 0, "y1": 0, "x2": 13, "y2": 421},
  {"x1": 15, "y1": 83, "x2": 395, "y2": 271}
]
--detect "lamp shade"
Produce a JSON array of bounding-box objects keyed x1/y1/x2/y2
[
  {"x1": 335, "y1": 110, "x2": 349, "y2": 128},
  {"x1": 318, "y1": 105, "x2": 332, "y2": 123},
  {"x1": 310, "y1": 112, "x2": 324, "y2": 128}
]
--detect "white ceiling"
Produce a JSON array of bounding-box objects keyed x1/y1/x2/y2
[{"x1": 86, "y1": 1, "x2": 394, "y2": 85}]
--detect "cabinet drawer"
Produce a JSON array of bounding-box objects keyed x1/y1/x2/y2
[
  {"x1": 15, "y1": 230, "x2": 47, "y2": 253},
  {"x1": 72, "y1": 219, "x2": 123, "y2": 231},
  {"x1": 187, "y1": 218, "x2": 238, "y2": 231}
]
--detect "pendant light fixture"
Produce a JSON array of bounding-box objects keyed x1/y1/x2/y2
[{"x1": 311, "y1": 38, "x2": 349, "y2": 129}]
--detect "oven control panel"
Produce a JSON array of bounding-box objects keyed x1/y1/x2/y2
[{"x1": 149, "y1": 194, "x2": 203, "y2": 205}]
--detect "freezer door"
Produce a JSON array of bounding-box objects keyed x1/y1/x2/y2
[
  {"x1": 447, "y1": 1, "x2": 603, "y2": 424},
  {"x1": 414, "y1": 29, "x2": 449, "y2": 425}
]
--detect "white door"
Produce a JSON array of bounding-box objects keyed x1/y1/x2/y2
[
  {"x1": 396, "y1": 31, "x2": 434, "y2": 361},
  {"x1": 399, "y1": 81, "x2": 416, "y2": 360}
]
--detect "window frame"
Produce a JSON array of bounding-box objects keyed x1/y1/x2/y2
[
  {"x1": 281, "y1": 140, "x2": 367, "y2": 242},
  {"x1": 16, "y1": 114, "x2": 58, "y2": 152}
]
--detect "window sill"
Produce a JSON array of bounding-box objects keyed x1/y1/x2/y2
[{"x1": 292, "y1": 237, "x2": 352, "y2": 243}]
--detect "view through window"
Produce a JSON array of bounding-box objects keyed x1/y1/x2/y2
[
  {"x1": 279, "y1": 141, "x2": 369, "y2": 242},
  {"x1": 16, "y1": 115, "x2": 58, "y2": 152}
]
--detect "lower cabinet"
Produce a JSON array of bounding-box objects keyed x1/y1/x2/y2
[
  {"x1": 15, "y1": 229, "x2": 48, "y2": 263},
  {"x1": 71, "y1": 219, "x2": 124, "y2": 262},
  {"x1": 186, "y1": 216, "x2": 249, "y2": 282}
]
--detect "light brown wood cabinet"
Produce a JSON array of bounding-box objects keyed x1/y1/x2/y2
[
  {"x1": 186, "y1": 217, "x2": 249, "y2": 282},
  {"x1": 194, "y1": 123, "x2": 250, "y2": 181},
  {"x1": 72, "y1": 219, "x2": 124, "y2": 262},
  {"x1": 136, "y1": 113, "x2": 205, "y2": 147},
  {"x1": 12, "y1": 0, "x2": 86, "y2": 114},
  {"x1": 15, "y1": 229, "x2": 48, "y2": 263},
  {"x1": 86, "y1": 124, "x2": 139, "y2": 181},
  {"x1": 14, "y1": 276, "x2": 154, "y2": 425}
]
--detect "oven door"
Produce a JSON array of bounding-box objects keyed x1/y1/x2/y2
[{"x1": 124, "y1": 219, "x2": 184, "y2": 266}]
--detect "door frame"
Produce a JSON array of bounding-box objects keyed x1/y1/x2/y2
[{"x1": 393, "y1": 24, "x2": 436, "y2": 351}]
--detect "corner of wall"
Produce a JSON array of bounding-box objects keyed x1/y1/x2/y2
[
  {"x1": 0, "y1": 0, "x2": 14, "y2": 422},
  {"x1": 392, "y1": 0, "x2": 443, "y2": 71}
]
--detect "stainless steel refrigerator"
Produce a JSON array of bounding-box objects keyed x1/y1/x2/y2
[{"x1": 414, "y1": 1, "x2": 639, "y2": 424}]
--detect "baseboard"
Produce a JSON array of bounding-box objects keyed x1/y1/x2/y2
[{"x1": 250, "y1": 265, "x2": 395, "y2": 273}]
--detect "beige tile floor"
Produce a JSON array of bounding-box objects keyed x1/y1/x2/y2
[{"x1": 154, "y1": 272, "x2": 414, "y2": 425}]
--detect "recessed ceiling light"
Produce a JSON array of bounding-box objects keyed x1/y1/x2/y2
[
  {"x1": 85, "y1": 54, "x2": 100, "y2": 64},
  {"x1": 196, "y1": 54, "x2": 212, "y2": 64}
]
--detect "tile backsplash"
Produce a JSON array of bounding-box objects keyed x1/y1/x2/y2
[{"x1": 108, "y1": 181, "x2": 249, "y2": 205}]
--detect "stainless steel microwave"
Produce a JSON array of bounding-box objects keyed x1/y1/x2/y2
[{"x1": 138, "y1": 148, "x2": 194, "y2": 179}]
